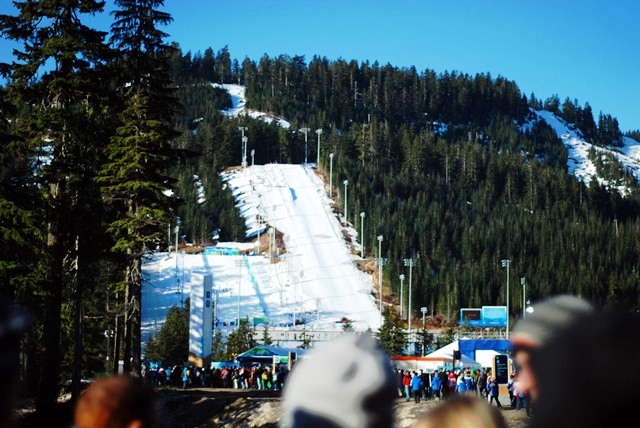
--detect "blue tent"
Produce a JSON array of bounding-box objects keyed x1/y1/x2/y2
[{"x1": 235, "y1": 345, "x2": 308, "y2": 365}]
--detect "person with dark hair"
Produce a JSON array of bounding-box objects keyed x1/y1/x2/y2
[
  {"x1": 528, "y1": 308, "x2": 640, "y2": 428},
  {"x1": 437, "y1": 368, "x2": 449, "y2": 400},
  {"x1": 74, "y1": 375, "x2": 161, "y2": 428}
]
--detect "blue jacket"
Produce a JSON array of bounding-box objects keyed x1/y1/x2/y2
[
  {"x1": 410, "y1": 375, "x2": 424, "y2": 391},
  {"x1": 431, "y1": 374, "x2": 443, "y2": 391}
]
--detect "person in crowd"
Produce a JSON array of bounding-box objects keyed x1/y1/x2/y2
[
  {"x1": 410, "y1": 371, "x2": 424, "y2": 403},
  {"x1": 0, "y1": 299, "x2": 30, "y2": 428},
  {"x1": 280, "y1": 333, "x2": 396, "y2": 428},
  {"x1": 419, "y1": 369, "x2": 430, "y2": 400},
  {"x1": 446, "y1": 369, "x2": 457, "y2": 396},
  {"x1": 437, "y1": 368, "x2": 449, "y2": 400},
  {"x1": 430, "y1": 369, "x2": 443, "y2": 402},
  {"x1": 403, "y1": 369, "x2": 412, "y2": 401},
  {"x1": 476, "y1": 370, "x2": 487, "y2": 398},
  {"x1": 455, "y1": 371, "x2": 468, "y2": 394},
  {"x1": 486, "y1": 376, "x2": 502, "y2": 408},
  {"x1": 513, "y1": 374, "x2": 527, "y2": 411},
  {"x1": 73, "y1": 375, "x2": 161, "y2": 428},
  {"x1": 411, "y1": 393, "x2": 507, "y2": 428},
  {"x1": 527, "y1": 307, "x2": 640, "y2": 428},
  {"x1": 464, "y1": 370, "x2": 475, "y2": 393},
  {"x1": 395, "y1": 369, "x2": 405, "y2": 398},
  {"x1": 506, "y1": 373, "x2": 515, "y2": 407},
  {"x1": 510, "y1": 294, "x2": 595, "y2": 416}
]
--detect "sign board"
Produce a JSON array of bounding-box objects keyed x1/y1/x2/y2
[
  {"x1": 420, "y1": 306, "x2": 428, "y2": 313},
  {"x1": 460, "y1": 308, "x2": 482, "y2": 327},
  {"x1": 494, "y1": 354, "x2": 509, "y2": 384},
  {"x1": 460, "y1": 306, "x2": 508, "y2": 327},
  {"x1": 481, "y1": 306, "x2": 508, "y2": 327},
  {"x1": 189, "y1": 274, "x2": 213, "y2": 363}
]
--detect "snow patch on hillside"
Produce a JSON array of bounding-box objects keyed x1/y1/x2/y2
[
  {"x1": 211, "y1": 83, "x2": 291, "y2": 129},
  {"x1": 532, "y1": 110, "x2": 640, "y2": 195}
]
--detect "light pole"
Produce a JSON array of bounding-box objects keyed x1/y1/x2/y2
[
  {"x1": 316, "y1": 128, "x2": 323, "y2": 167},
  {"x1": 521, "y1": 276, "x2": 526, "y2": 319},
  {"x1": 501, "y1": 259, "x2": 511, "y2": 338},
  {"x1": 377, "y1": 235, "x2": 385, "y2": 322},
  {"x1": 421, "y1": 306, "x2": 428, "y2": 356},
  {"x1": 235, "y1": 258, "x2": 244, "y2": 328},
  {"x1": 299, "y1": 128, "x2": 310, "y2": 164},
  {"x1": 404, "y1": 258, "x2": 416, "y2": 335},
  {"x1": 257, "y1": 214, "x2": 263, "y2": 254},
  {"x1": 343, "y1": 180, "x2": 349, "y2": 223},
  {"x1": 242, "y1": 136, "x2": 248, "y2": 168},
  {"x1": 251, "y1": 149, "x2": 255, "y2": 167},
  {"x1": 399, "y1": 274, "x2": 405, "y2": 318},
  {"x1": 238, "y1": 126, "x2": 248, "y2": 167},
  {"x1": 359, "y1": 212, "x2": 365, "y2": 257},
  {"x1": 104, "y1": 329, "x2": 114, "y2": 374},
  {"x1": 329, "y1": 153, "x2": 334, "y2": 198}
]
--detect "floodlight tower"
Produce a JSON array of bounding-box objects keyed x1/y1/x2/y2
[{"x1": 299, "y1": 128, "x2": 310, "y2": 164}]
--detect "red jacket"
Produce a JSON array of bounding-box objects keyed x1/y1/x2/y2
[{"x1": 403, "y1": 373, "x2": 412, "y2": 387}]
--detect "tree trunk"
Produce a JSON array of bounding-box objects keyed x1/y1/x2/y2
[
  {"x1": 71, "y1": 236, "x2": 83, "y2": 402},
  {"x1": 36, "y1": 183, "x2": 64, "y2": 421}
]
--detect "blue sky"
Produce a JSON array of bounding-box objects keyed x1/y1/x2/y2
[{"x1": 1, "y1": 0, "x2": 638, "y2": 131}]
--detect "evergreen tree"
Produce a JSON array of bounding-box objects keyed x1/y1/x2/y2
[
  {"x1": 144, "y1": 302, "x2": 189, "y2": 366},
  {"x1": 0, "y1": 0, "x2": 112, "y2": 415},
  {"x1": 225, "y1": 318, "x2": 257, "y2": 359},
  {"x1": 376, "y1": 309, "x2": 406, "y2": 356},
  {"x1": 211, "y1": 330, "x2": 226, "y2": 361},
  {"x1": 101, "y1": 0, "x2": 181, "y2": 375},
  {"x1": 298, "y1": 330, "x2": 312, "y2": 349},
  {"x1": 261, "y1": 325, "x2": 273, "y2": 346}
]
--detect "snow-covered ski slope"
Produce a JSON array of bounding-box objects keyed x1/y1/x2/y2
[{"x1": 142, "y1": 164, "x2": 380, "y2": 350}]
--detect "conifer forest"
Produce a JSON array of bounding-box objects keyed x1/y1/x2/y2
[{"x1": 1, "y1": 1, "x2": 639, "y2": 421}]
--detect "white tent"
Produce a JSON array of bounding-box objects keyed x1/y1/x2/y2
[
  {"x1": 475, "y1": 349, "x2": 501, "y2": 369},
  {"x1": 390, "y1": 340, "x2": 483, "y2": 373},
  {"x1": 425, "y1": 340, "x2": 483, "y2": 370}
]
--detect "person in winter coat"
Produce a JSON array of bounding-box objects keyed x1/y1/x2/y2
[
  {"x1": 477, "y1": 370, "x2": 487, "y2": 398},
  {"x1": 431, "y1": 371, "x2": 443, "y2": 402},
  {"x1": 438, "y1": 368, "x2": 450, "y2": 399},
  {"x1": 396, "y1": 369, "x2": 405, "y2": 397},
  {"x1": 487, "y1": 377, "x2": 502, "y2": 408},
  {"x1": 447, "y1": 370, "x2": 458, "y2": 396},
  {"x1": 455, "y1": 373, "x2": 468, "y2": 394},
  {"x1": 403, "y1": 371, "x2": 412, "y2": 401},
  {"x1": 411, "y1": 372, "x2": 424, "y2": 403},
  {"x1": 507, "y1": 373, "x2": 516, "y2": 407}
]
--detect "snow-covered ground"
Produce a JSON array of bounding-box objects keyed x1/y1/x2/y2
[
  {"x1": 532, "y1": 110, "x2": 640, "y2": 195},
  {"x1": 142, "y1": 164, "x2": 381, "y2": 351},
  {"x1": 211, "y1": 83, "x2": 291, "y2": 128}
]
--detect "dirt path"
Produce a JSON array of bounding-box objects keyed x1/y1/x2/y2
[{"x1": 156, "y1": 388, "x2": 531, "y2": 428}]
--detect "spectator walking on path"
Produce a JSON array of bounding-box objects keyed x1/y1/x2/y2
[
  {"x1": 486, "y1": 376, "x2": 502, "y2": 408},
  {"x1": 411, "y1": 371, "x2": 424, "y2": 403},
  {"x1": 430, "y1": 371, "x2": 443, "y2": 402}
]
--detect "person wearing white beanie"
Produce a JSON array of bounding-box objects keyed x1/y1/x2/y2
[{"x1": 280, "y1": 333, "x2": 396, "y2": 428}]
